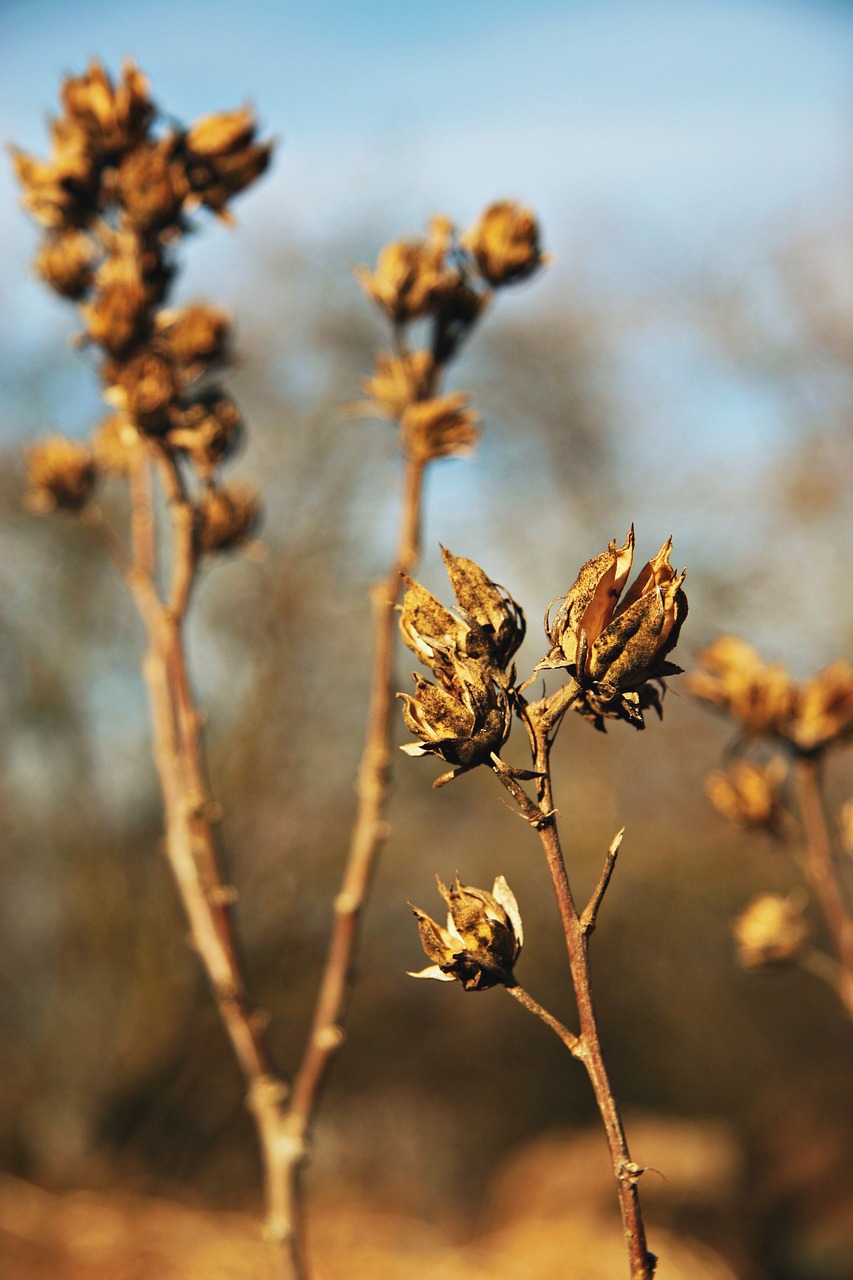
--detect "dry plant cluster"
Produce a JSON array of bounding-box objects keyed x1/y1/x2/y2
[{"x1": 11, "y1": 57, "x2": 853, "y2": 1280}]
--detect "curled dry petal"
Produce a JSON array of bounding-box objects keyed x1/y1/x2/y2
[{"x1": 409, "y1": 874, "x2": 523, "y2": 990}]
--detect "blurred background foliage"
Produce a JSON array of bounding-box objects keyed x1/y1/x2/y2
[{"x1": 3, "y1": 2, "x2": 853, "y2": 1277}]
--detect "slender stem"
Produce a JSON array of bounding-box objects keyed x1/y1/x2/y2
[
  {"x1": 283, "y1": 451, "x2": 426, "y2": 1222},
  {"x1": 497, "y1": 702, "x2": 655, "y2": 1280},
  {"x1": 505, "y1": 983, "x2": 582, "y2": 1056},
  {"x1": 126, "y1": 444, "x2": 302, "y2": 1279},
  {"x1": 793, "y1": 755, "x2": 853, "y2": 1019}
]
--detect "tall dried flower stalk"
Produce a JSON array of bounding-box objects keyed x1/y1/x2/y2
[
  {"x1": 691, "y1": 637, "x2": 853, "y2": 1020},
  {"x1": 278, "y1": 203, "x2": 547, "y2": 1261},
  {"x1": 13, "y1": 60, "x2": 310, "y2": 1274},
  {"x1": 401, "y1": 531, "x2": 689, "y2": 1279}
]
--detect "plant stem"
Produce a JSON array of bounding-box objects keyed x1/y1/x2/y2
[
  {"x1": 793, "y1": 755, "x2": 853, "y2": 1020},
  {"x1": 505, "y1": 983, "x2": 582, "y2": 1055},
  {"x1": 282, "y1": 451, "x2": 426, "y2": 1250},
  {"x1": 496, "y1": 717, "x2": 655, "y2": 1280},
  {"x1": 126, "y1": 441, "x2": 302, "y2": 1279}
]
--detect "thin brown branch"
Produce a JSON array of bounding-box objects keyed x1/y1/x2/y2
[
  {"x1": 504, "y1": 722, "x2": 655, "y2": 1280},
  {"x1": 127, "y1": 445, "x2": 302, "y2": 1279},
  {"x1": 581, "y1": 829, "x2": 626, "y2": 935},
  {"x1": 793, "y1": 755, "x2": 853, "y2": 1017},
  {"x1": 505, "y1": 983, "x2": 582, "y2": 1056},
  {"x1": 284, "y1": 449, "x2": 426, "y2": 1194}
]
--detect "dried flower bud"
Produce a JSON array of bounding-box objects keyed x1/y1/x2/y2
[
  {"x1": 34, "y1": 229, "x2": 96, "y2": 298},
  {"x1": 688, "y1": 637, "x2": 797, "y2": 739},
  {"x1": 25, "y1": 436, "x2": 97, "y2": 512},
  {"x1": 196, "y1": 484, "x2": 261, "y2": 552},
  {"x1": 167, "y1": 390, "x2": 242, "y2": 477},
  {"x1": 398, "y1": 655, "x2": 512, "y2": 787},
  {"x1": 538, "y1": 529, "x2": 687, "y2": 729},
  {"x1": 733, "y1": 893, "x2": 810, "y2": 970},
  {"x1": 358, "y1": 350, "x2": 434, "y2": 420},
  {"x1": 111, "y1": 350, "x2": 179, "y2": 432},
  {"x1": 409, "y1": 874, "x2": 523, "y2": 990},
  {"x1": 157, "y1": 303, "x2": 232, "y2": 371},
  {"x1": 11, "y1": 125, "x2": 98, "y2": 229},
  {"x1": 789, "y1": 663, "x2": 853, "y2": 754},
  {"x1": 186, "y1": 106, "x2": 257, "y2": 157},
  {"x1": 91, "y1": 413, "x2": 138, "y2": 475},
  {"x1": 400, "y1": 392, "x2": 479, "y2": 463},
  {"x1": 705, "y1": 758, "x2": 786, "y2": 831},
  {"x1": 355, "y1": 215, "x2": 457, "y2": 324},
  {"x1": 184, "y1": 107, "x2": 272, "y2": 215},
  {"x1": 440, "y1": 547, "x2": 525, "y2": 673},
  {"x1": 462, "y1": 200, "x2": 545, "y2": 287},
  {"x1": 114, "y1": 135, "x2": 187, "y2": 231},
  {"x1": 60, "y1": 59, "x2": 153, "y2": 157}
]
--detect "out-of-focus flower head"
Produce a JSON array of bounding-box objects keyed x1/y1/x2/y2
[
  {"x1": 705, "y1": 757, "x2": 786, "y2": 832},
  {"x1": 409, "y1": 874, "x2": 523, "y2": 990},
  {"x1": 34, "y1": 229, "x2": 96, "y2": 298},
  {"x1": 167, "y1": 390, "x2": 242, "y2": 478},
  {"x1": 60, "y1": 59, "x2": 154, "y2": 159},
  {"x1": 399, "y1": 391, "x2": 479, "y2": 463},
  {"x1": 689, "y1": 637, "x2": 797, "y2": 739},
  {"x1": 357, "y1": 350, "x2": 435, "y2": 421},
  {"x1": 536, "y1": 528, "x2": 687, "y2": 730},
  {"x1": 196, "y1": 483, "x2": 261, "y2": 553},
  {"x1": 462, "y1": 199, "x2": 546, "y2": 287},
  {"x1": 25, "y1": 436, "x2": 97, "y2": 512},
  {"x1": 355, "y1": 215, "x2": 458, "y2": 324},
  {"x1": 183, "y1": 106, "x2": 273, "y2": 218},
  {"x1": 733, "y1": 893, "x2": 810, "y2": 970}
]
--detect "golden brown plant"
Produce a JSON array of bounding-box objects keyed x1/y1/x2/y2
[
  {"x1": 400, "y1": 537, "x2": 689, "y2": 1280},
  {"x1": 692, "y1": 638, "x2": 853, "y2": 1021}
]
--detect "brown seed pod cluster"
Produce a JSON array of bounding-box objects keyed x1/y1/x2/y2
[
  {"x1": 354, "y1": 202, "x2": 547, "y2": 464},
  {"x1": 15, "y1": 60, "x2": 270, "y2": 550}
]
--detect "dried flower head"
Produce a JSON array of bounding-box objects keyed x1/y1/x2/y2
[
  {"x1": 110, "y1": 349, "x2": 179, "y2": 432},
  {"x1": 167, "y1": 390, "x2": 242, "y2": 477},
  {"x1": 11, "y1": 125, "x2": 98, "y2": 230},
  {"x1": 536, "y1": 528, "x2": 687, "y2": 729},
  {"x1": 733, "y1": 893, "x2": 810, "y2": 970},
  {"x1": 409, "y1": 874, "x2": 523, "y2": 990},
  {"x1": 705, "y1": 758, "x2": 786, "y2": 832},
  {"x1": 34, "y1": 229, "x2": 96, "y2": 298},
  {"x1": 355, "y1": 215, "x2": 457, "y2": 324},
  {"x1": 399, "y1": 391, "x2": 480, "y2": 463},
  {"x1": 114, "y1": 134, "x2": 187, "y2": 232},
  {"x1": 399, "y1": 655, "x2": 512, "y2": 788},
  {"x1": 157, "y1": 303, "x2": 232, "y2": 372},
  {"x1": 688, "y1": 637, "x2": 797, "y2": 739},
  {"x1": 462, "y1": 199, "x2": 545, "y2": 287},
  {"x1": 196, "y1": 484, "x2": 261, "y2": 553},
  {"x1": 790, "y1": 663, "x2": 853, "y2": 754},
  {"x1": 25, "y1": 436, "x2": 97, "y2": 512},
  {"x1": 60, "y1": 59, "x2": 153, "y2": 158},
  {"x1": 184, "y1": 106, "x2": 272, "y2": 216},
  {"x1": 357, "y1": 349, "x2": 434, "y2": 421}
]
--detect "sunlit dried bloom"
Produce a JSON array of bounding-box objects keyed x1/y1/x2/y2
[
  {"x1": 688, "y1": 636, "x2": 797, "y2": 739},
  {"x1": 705, "y1": 758, "x2": 786, "y2": 831},
  {"x1": 11, "y1": 126, "x2": 98, "y2": 229},
  {"x1": 168, "y1": 390, "x2": 242, "y2": 477},
  {"x1": 462, "y1": 199, "x2": 545, "y2": 287},
  {"x1": 399, "y1": 391, "x2": 480, "y2": 463},
  {"x1": 184, "y1": 106, "x2": 272, "y2": 215},
  {"x1": 157, "y1": 303, "x2": 232, "y2": 372},
  {"x1": 440, "y1": 547, "x2": 525, "y2": 672},
  {"x1": 196, "y1": 483, "x2": 261, "y2": 552},
  {"x1": 109, "y1": 349, "x2": 179, "y2": 433},
  {"x1": 409, "y1": 874, "x2": 523, "y2": 990},
  {"x1": 358, "y1": 349, "x2": 434, "y2": 420},
  {"x1": 733, "y1": 893, "x2": 810, "y2": 970},
  {"x1": 34, "y1": 229, "x2": 96, "y2": 298},
  {"x1": 114, "y1": 135, "x2": 187, "y2": 231},
  {"x1": 789, "y1": 663, "x2": 853, "y2": 754},
  {"x1": 537, "y1": 528, "x2": 687, "y2": 729},
  {"x1": 92, "y1": 412, "x2": 138, "y2": 475},
  {"x1": 355, "y1": 215, "x2": 457, "y2": 324},
  {"x1": 399, "y1": 655, "x2": 512, "y2": 787},
  {"x1": 25, "y1": 436, "x2": 97, "y2": 512},
  {"x1": 60, "y1": 59, "x2": 153, "y2": 157}
]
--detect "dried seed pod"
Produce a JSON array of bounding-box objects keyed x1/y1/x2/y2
[
  {"x1": 538, "y1": 529, "x2": 687, "y2": 729},
  {"x1": 34, "y1": 229, "x2": 96, "y2": 298},
  {"x1": 355, "y1": 215, "x2": 457, "y2": 324},
  {"x1": 790, "y1": 663, "x2": 853, "y2": 754},
  {"x1": 184, "y1": 106, "x2": 272, "y2": 215},
  {"x1": 440, "y1": 547, "x2": 525, "y2": 672},
  {"x1": 688, "y1": 637, "x2": 797, "y2": 739},
  {"x1": 398, "y1": 655, "x2": 512, "y2": 787},
  {"x1": 60, "y1": 58, "x2": 153, "y2": 157},
  {"x1": 409, "y1": 874, "x2": 523, "y2": 990},
  {"x1": 462, "y1": 199, "x2": 546, "y2": 287},
  {"x1": 11, "y1": 124, "x2": 99, "y2": 230},
  {"x1": 25, "y1": 436, "x2": 97, "y2": 512},
  {"x1": 114, "y1": 134, "x2": 187, "y2": 231},
  {"x1": 167, "y1": 390, "x2": 242, "y2": 477},
  {"x1": 358, "y1": 350, "x2": 434, "y2": 420},
  {"x1": 112, "y1": 349, "x2": 179, "y2": 432},
  {"x1": 196, "y1": 484, "x2": 261, "y2": 552},
  {"x1": 157, "y1": 303, "x2": 232, "y2": 371},
  {"x1": 399, "y1": 391, "x2": 479, "y2": 463},
  {"x1": 733, "y1": 893, "x2": 810, "y2": 969},
  {"x1": 705, "y1": 758, "x2": 786, "y2": 831}
]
